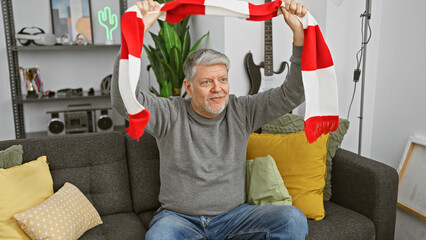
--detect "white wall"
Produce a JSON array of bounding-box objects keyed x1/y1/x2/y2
[
  {"x1": 370, "y1": 0, "x2": 426, "y2": 168},
  {"x1": 370, "y1": 0, "x2": 426, "y2": 238}
]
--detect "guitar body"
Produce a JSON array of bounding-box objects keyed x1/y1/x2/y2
[
  {"x1": 245, "y1": 52, "x2": 263, "y2": 95},
  {"x1": 258, "y1": 66, "x2": 287, "y2": 92},
  {"x1": 245, "y1": 52, "x2": 289, "y2": 94}
]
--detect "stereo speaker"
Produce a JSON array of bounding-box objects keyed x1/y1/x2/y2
[
  {"x1": 47, "y1": 107, "x2": 113, "y2": 135},
  {"x1": 47, "y1": 112, "x2": 65, "y2": 135},
  {"x1": 95, "y1": 109, "x2": 114, "y2": 132}
]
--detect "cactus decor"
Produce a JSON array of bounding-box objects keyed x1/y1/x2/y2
[
  {"x1": 143, "y1": 0, "x2": 209, "y2": 98},
  {"x1": 98, "y1": 6, "x2": 118, "y2": 45}
]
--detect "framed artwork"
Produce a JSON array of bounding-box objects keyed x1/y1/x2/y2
[
  {"x1": 50, "y1": 0, "x2": 93, "y2": 44},
  {"x1": 397, "y1": 136, "x2": 426, "y2": 221}
]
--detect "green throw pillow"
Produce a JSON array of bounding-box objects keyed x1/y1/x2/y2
[
  {"x1": 262, "y1": 114, "x2": 349, "y2": 201},
  {"x1": 246, "y1": 155, "x2": 292, "y2": 206},
  {"x1": 0, "y1": 145, "x2": 23, "y2": 169}
]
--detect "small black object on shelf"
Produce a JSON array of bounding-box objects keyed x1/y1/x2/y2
[
  {"x1": 26, "y1": 90, "x2": 38, "y2": 98},
  {"x1": 88, "y1": 88, "x2": 95, "y2": 96}
]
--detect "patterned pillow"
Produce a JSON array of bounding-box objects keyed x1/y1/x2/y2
[
  {"x1": 262, "y1": 114, "x2": 350, "y2": 201},
  {"x1": 14, "y1": 182, "x2": 103, "y2": 240}
]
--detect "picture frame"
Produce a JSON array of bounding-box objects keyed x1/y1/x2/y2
[
  {"x1": 50, "y1": 0, "x2": 93, "y2": 44},
  {"x1": 397, "y1": 136, "x2": 426, "y2": 221}
]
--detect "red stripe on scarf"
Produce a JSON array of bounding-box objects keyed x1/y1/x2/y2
[
  {"x1": 301, "y1": 24, "x2": 338, "y2": 143},
  {"x1": 120, "y1": 31, "x2": 129, "y2": 60},
  {"x1": 301, "y1": 25, "x2": 334, "y2": 71},
  {"x1": 121, "y1": 10, "x2": 151, "y2": 140},
  {"x1": 247, "y1": 0, "x2": 282, "y2": 21},
  {"x1": 120, "y1": 11, "x2": 145, "y2": 59},
  {"x1": 304, "y1": 116, "x2": 339, "y2": 143},
  {"x1": 162, "y1": 0, "x2": 205, "y2": 23},
  {"x1": 127, "y1": 109, "x2": 151, "y2": 141}
]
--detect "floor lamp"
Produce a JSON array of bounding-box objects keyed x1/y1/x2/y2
[
  {"x1": 330, "y1": 0, "x2": 373, "y2": 155},
  {"x1": 358, "y1": 0, "x2": 372, "y2": 155}
]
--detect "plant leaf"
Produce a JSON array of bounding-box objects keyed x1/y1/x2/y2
[
  {"x1": 156, "y1": 54, "x2": 167, "y2": 87},
  {"x1": 169, "y1": 46, "x2": 181, "y2": 74},
  {"x1": 188, "y1": 31, "x2": 210, "y2": 61},
  {"x1": 160, "y1": 59, "x2": 176, "y2": 87},
  {"x1": 163, "y1": 22, "x2": 182, "y2": 54},
  {"x1": 181, "y1": 28, "x2": 191, "y2": 61},
  {"x1": 160, "y1": 78, "x2": 173, "y2": 98},
  {"x1": 181, "y1": 17, "x2": 190, "y2": 31},
  {"x1": 144, "y1": 45, "x2": 160, "y2": 81},
  {"x1": 176, "y1": 17, "x2": 190, "y2": 40},
  {"x1": 170, "y1": 46, "x2": 184, "y2": 88},
  {"x1": 150, "y1": 32, "x2": 168, "y2": 61},
  {"x1": 150, "y1": 86, "x2": 160, "y2": 96}
]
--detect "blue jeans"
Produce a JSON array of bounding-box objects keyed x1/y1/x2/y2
[{"x1": 146, "y1": 203, "x2": 308, "y2": 240}]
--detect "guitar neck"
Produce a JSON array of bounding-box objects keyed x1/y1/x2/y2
[
  {"x1": 264, "y1": 19, "x2": 273, "y2": 76},
  {"x1": 264, "y1": 0, "x2": 273, "y2": 77}
]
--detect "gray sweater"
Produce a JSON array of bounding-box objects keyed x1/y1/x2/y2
[{"x1": 111, "y1": 45, "x2": 305, "y2": 216}]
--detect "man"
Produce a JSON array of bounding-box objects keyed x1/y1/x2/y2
[{"x1": 112, "y1": 0, "x2": 309, "y2": 239}]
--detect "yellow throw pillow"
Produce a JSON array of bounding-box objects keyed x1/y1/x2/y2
[
  {"x1": 247, "y1": 132, "x2": 329, "y2": 220},
  {"x1": 14, "y1": 182, "x2": 103, "y2": 240},
  {"x1": 0, "y1": 156, "x2": 54, "y2": 240}
]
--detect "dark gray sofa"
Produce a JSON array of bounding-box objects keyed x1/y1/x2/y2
[{"x1": 0, "y1": 131, "x2": 398, "y2": 240}]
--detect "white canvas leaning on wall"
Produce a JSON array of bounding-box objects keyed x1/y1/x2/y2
[{"x1": 397, "y1": 136, "x2": 426, "y2": 221}]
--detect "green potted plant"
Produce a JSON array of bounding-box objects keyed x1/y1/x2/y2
[{"x1": 144, "y1": 1, "x2": 209, "y2": 98}]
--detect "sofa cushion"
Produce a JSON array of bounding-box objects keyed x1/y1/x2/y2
[
  {"x1": 307, "y1": 201, "x2": 375, "y2": 240},
  {"x1": 80, "y1": 213, "x2": 146, "y2": 240},
  {"x1": 139, "y1": 210, "x2": 156, "y2": 231},
  {"x1": 0, "y1": 144, "x2": 23, "y2": 169},
  {"x1": 14, "y1": 182, "x2": 103, "y2": 240},
  {"x1": 247, "y1": 132, "x2": 329, "y2": 220},
  {"x1": 0, "y1": 156, "x2": 53, "y2": 240},
  {"x1": 262, "y1": 114, "x2": 350, "y2": 201},
  {"x1": 125, "y1": 133, "x2": 161, "y2": 214},
  {"x1": 0, "y1": 132, "x2": 133, "y2": 217},
  {"x1": 246, "y1": 155, "x2": 292, "y2": 206}
]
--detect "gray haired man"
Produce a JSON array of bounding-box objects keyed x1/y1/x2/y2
[{"x1": 111, "y1": 0, "x2": 309, "y2": 239}]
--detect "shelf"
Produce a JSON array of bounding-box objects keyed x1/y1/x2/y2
[
  {"x1": 26, "y1": 125, "x2": 126, "y2": 139},
  {"x1": 17, "y1": 91, "x2": 111, "y2": 103},
  {"x1": 2, "y1": 0, "x2": 128, "y2": 139},
  {"x1": 12, "y1": 44, "x2": 121, "y2": 51}
]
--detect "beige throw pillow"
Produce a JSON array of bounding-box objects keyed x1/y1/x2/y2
[{"x1": 14, "y1": 182, "x2": 103, "y2": 240}]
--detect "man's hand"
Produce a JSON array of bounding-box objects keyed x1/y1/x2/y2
[
  {"x1": 134, "y1": 0, "x2": 162, "y2": 33},
  {"x1": 281, "y1": 0, "x2": 308, "y2": 46}
]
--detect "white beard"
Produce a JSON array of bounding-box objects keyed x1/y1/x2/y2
[{"x1": 194, "y1": 98, "x2": 229, "y2": 115}]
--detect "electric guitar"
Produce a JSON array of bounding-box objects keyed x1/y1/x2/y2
[{"x1": 245, "y1": 0, "x2": 288, "y2": 95}]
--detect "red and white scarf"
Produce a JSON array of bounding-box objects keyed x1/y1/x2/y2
[{"x1": 119, "y1": 0, "x2": 339, "y2": 143}]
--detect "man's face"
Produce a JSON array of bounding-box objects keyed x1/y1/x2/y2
[{"x1": 184, "y1": 64, "x2": 229, "y2": 118}]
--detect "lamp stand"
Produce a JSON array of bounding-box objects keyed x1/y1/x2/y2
[{"x1": 358, "y1": 0, "x2": 372, "y2": 155}]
